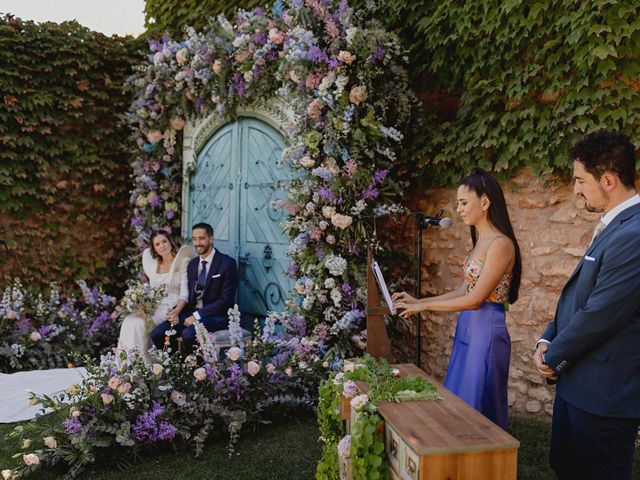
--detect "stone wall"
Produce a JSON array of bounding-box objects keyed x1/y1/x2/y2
[{"x1": 394, "y1": 168, "x2": 603, "y2": 417}]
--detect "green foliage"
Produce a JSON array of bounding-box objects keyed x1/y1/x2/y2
[
  {"x1": 316, "y1": 372, "x2": 345, "y2": 479},
  {"x1": 0, "y1": 15, "x2": 144, "y2": 291},
  {"x1": 350, "y1": 409, "x2": 386, "y2": 480},
  {"x1": 348, "y1": 0, "x2": 640, "y2": 184},
  {"x1": 144, "y1": 0, "x2": 270, "y2": 39}
]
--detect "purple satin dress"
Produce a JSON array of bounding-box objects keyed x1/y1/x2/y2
[{"x1": 443, "y1": 259, "x2": 512, "y2": 430}]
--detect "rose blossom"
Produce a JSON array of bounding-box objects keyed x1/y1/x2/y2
[
  {"x1": 22, "y1": 454, "x2": 39, "y2": 466},
  {"x1": 29, "y1": 331, "x2": 41, "y2": 342},
  {"x1": 337, "y1": 51, "x2": 356, "y2": 65},
  {"x1": 146, "y1": 130, "x2": 163, "y2": 143},
  {"x1": 326, "y1": 235, "x2": 336, "y2": 244},
  {"x1": 43, "y1": 436, "x2": 57, "y2": 449},
  {"x1": 170, "y1": 117, "x2": 186, "y2": 131},
  {"x1": 322, "y1": 206, "x2": 336, "y2": 219},
  {"x1": 268, "y1": 28, "x2": 285, "y2": 44},
  {"x1": 107, "y1": 377, "x2": 121, "y2": 389},
  {"x1": 247, "y1": 360, "x2": 261, "y2": 376},
  {"x1": 117, "y1": 383, "x2": 131, "y2": 394},
  {"x1": 193, "y1": 367, "x2": 207, "y2": 381},
  {"x1": 152, "y1": 363, "x2": 164, "y2": 375},
  {"x1": 306, "y1": 99, "x2": 323, "y2": 120},
  {"x1": 350, "y1": 393, "x2": 369, "y2": 411},
  {"x1": 101, "y1": 393, "x2": 114, "y2": 405},
  {"x1": 331, "y1": 213, "x2": 353, "y2": 229},
  {"x1": 343, "y1": 380, "x2": 358, "y2": 397},
  {"x1": 299, "y1": 156, "x2": 315, "y2": 168},
  {"x1": 266, "y1": 363, "x2": 276, "y2": 374},
  {"x1": 349, "y1": 85, "x2": 368, "y2": 105},
  {"x1": 6, "y1": 310, "x2": 16, "y2": 320},
  {"x1": 227, "y1": 346, "x2": 242, "y2": 361}
]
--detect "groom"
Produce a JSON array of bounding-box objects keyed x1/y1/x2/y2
[
  {"x1": 533, "y1": 130, "x2": 640, "y2": 480},
  {"x1": 151, "y1": 222, "x2": 238, "y2": 354}
]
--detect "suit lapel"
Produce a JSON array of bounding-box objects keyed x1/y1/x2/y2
[{"x1": 203, "y1": 252, "x2": 222, "y2": 292}]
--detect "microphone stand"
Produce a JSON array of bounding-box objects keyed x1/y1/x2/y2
[{"x1": 413, "y1": 213, "x2": 428, "y2": 368}]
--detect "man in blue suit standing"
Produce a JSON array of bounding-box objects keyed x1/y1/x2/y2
[
  {"x1": 533, "y1": 130, "x2": 640, "y2": 480},
  {"x1": 151, "y1": 222, "x2": 238, "y2": 354}
]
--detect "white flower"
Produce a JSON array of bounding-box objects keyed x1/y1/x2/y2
[
  {"x1": 324, "y1": 255, "x2": 348, "y2": 276},
  {"x1": 152, "y1": 363, "x2": 164, "y2": 376},
  {"x1": 227, "y1": 346, "x2": 242, "y2": 361},
  {"x1": 70, "y1": 406, "x2": 81, "y2": 417},
  {"x1": 298, "y1": 361, "x2": 308, "y2": 370},
  {"x1": 322, "y1": 205, "x2": 336, "y2": 219},
  {"x1": 2, "y1": 469, "x2": 14, "y2": 480},
  {"x1": 391, "y1": 368, "x2": 400, "y2": 376},
  {"x1": 324, "y1": 278, "x2": 336, "y2": 289},
  {"x1": 285, "y1": 366, "x2": 293, "y2": 377},
  {"x1": 22, "y1": 453, "x2": 39, "y2": 466},
  {"x1": 330, "y1": 287, "x2": 342, "y2": 307},
  {"x1": 247, "y1": 360, "x2": 261, "y2": 376},
  {"x1": 350, "y1": 393, "x2": 369, "y2": 411},
  {"x1": 193, "y1": 367, "x2": 207, "y2": 381},
  {"x1": 346, "y1": 27, "x2": 358, "y2": 45},
  {"x1": 176, "y1": 48, "x2": 189, "y2": 65},
  {"x1": 43, "y1": 436, "x2": 57, "y2": 449}
]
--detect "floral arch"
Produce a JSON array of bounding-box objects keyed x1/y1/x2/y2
[{"x1": 127, "y1": 0, "x2": 415, "y2": 364}]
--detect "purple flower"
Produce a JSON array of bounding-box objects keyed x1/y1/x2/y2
[
  {"x1": 306, "y1": 46, "x2": 328, "y2": 64},
  {"x1": 17, "y1": 318, "x2": 30, "y2": 335},
  {"x1": 232, "y1": 73, "x2": 246, "y2": 97},
  {"x1": 150, "y1": 195, "x2": 163, "y2": 209},
  {"x1": 287, "y1": 264, "x2": 299, "y2": 277},
  {"x1": 317, "y1": 186, "x2": 336, "y2": 203},
  {"x1": 131, "y1": 215, "x2": 144, "y2": 227},
  {"x1": 373, "y1": 169, "x2": 388, "y2": 185},
  {"x1": 131, "y1": 401, "x2": 177, "y2": 444},
  {"x1": 368, "y1": 45, "x2": 385, "y2": 63},
  {"x1": 327, "y1": 57, "x2": 340, "y2": 70},
  {"x1": 166, "y1": 210, "x2": 175, "y2": 220},
  {"x1": 360, "y1": 184, "x2": 379, "y2": 200},
  {"x1": 64, "y1": 417, "x2": 83, "y2": 435}
]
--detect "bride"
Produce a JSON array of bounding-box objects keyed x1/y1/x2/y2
[{"x1": 118, "y1": 229, "x2": 195, "y2": 363}]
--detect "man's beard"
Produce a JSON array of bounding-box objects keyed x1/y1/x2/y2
[{"x1": 583, "y1": 188, "x2": 608, "y2": 213}]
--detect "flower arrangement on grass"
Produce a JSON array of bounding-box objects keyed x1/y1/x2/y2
[
  {"x1": 4, "y1": 305, "x2": 327, "y2": 479},
  {"x1": 0, "y1": 279, "x2": 118, "y2": 373},
  {"x1": 316, "y1": 355, "x2": 441, "y2": 479},
  {"x1": 125, "y1": 0, "x2": 415, "y2": 363}
]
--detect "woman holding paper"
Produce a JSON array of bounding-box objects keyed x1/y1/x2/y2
[{"x1": 393, "y1": 167, "x2": 521, "y2": 430}]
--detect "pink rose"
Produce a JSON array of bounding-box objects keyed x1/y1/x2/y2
[
  {"x1": 337, "y1": 50, "x2": 356, "y2": 65},
  {"x1": 268, "y1": 28, "x2": 285, "y2": 44},
  {"x1": 227, "y1": 347, "x2": 242, "y2": 361},
  {"x1": 331, "y1": 213, "x2": 353, "y2": 229},
  {"x1": 152, "y1": 363, "x2": 164, "y2": 376},
  {"x1": 6, "y1": 310, "x2": 16, "y2": 320},
  {"x1": 266, "y1": 363, "x2": 276, "y2": 374},
  {"x1": 22, "y1": 454, "x2": 39, "y2": 466},
  {"x1": 117, "y1": 383, "x2": 131, "y2": 395},
  {"x1": 326, "y1": 235, "x2": 336, "y2": 244},
  {"x1": 193, "y1": 367, "x2": 207, "y2": 381},
  {"x1": 29, "y1": 331, "x2": 41, "y2": 342},
  {"x1": 306, "y1": 99, "x2": 323, "y2": 120},
  {"x1": 349, "y1": 85, "x2": 367, "y2": 105},
  {"x1": 299, "y1": 156, "x2": 315, "y2": 168},
  {"x1": 247, "y1": 361, "x2": 261, "y2": 376},
  {"x1": 146, "y1": 130, "x2": 163, "y2": 143},
  {"x1": 43, "y1": 436, "x2": 57, "y2": 449},
  {"x1": 107, "y1": 377, "x2": 121, "y2": 390},
  {"x1": 101, "y1": 393, "x2": 114, "y2": 405}
]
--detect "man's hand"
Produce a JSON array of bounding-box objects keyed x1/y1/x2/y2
[
  {"x1": 533, "y1": 342, "x2": 557, "y2": 380},
  {"x1": 183, "y1": 315, "x2": 196, "y2": 328},
  {"x1": 167, "y1": 308, "x2": 179, "y2": 325}
]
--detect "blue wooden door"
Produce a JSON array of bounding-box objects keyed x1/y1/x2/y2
[{"x1": 189, "y1": 118, "x2": 292, "y2": 318}]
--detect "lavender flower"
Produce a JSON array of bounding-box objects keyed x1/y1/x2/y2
[{"x1": 63, "y1": 417, "x2": 83, "y2": 435}]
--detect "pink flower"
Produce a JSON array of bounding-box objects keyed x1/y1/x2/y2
[
  {"x1": 299, "y1": 156, "x2": 315, "y2": 168},
  {"x1": 326, "y1": 235, "x2": 336, "y2": 244},
  {"x1": 337, "y1": 51, "x2": 356, "y2": 65},
  {"x1": 117, "y1": 383, "x2": 131, "y2": 394},
  {"x1": 350, "y1": 393, "x2": 369, "y2": 411},
  {"x1": 101, "y1": 393, "x2": 114, "y2": 405},
  {"x1": 306, "y1": 99, "x2": 323, "y2": 120},
  {"x1": 146, "y1": 130, "x2": 163, "y2": 143},
  {"x1": 319, "y1": 221, "x2": 328, "y2": 230},
  {"x1": 331, "y1": 213, "x2": 353, "y2": 229},
  {"x1": 268, "y1": 28, "x2": 285, "y2": 44},
  {"x1": 247, "y1": 361, "x2": 261, "y2": 376},
  {"x1": 43, "y1": 436, "x2": 57, "y2": 449},
  {"x1": 349, "y1": 85, "x2": 367, "y2": 105},
  {"x1": 6, "y1": 310, "x2": 16, "y2": 320},
  {"x1": 29, "y1": 332, "x2": 41, "y2": 342},
  {"x1": 193, "y1": 367, "x2": 207, "y2": 381},
  {"x1": 2, "y1": 469, "x2": 14, "y2": 479},
  {"x1": 322, "y1": 206, "x2": 336, "y2": 218},
  {"x1": 284, "y1": 366, "x2": 293, "y2": 377},
  {"x1": 266, "y1": 363, "x2": 276, "y2": 374},
  {"x1": 170, "y1": 117, "x2": 186, "y2": 131},
  {"x1": 227, "y1": 347, "x2": 242, "y2": 361},
  {"x1": 152, "y1": 363, "x2": 164, "y2": 376},
  {"x1": 22, "y1": 454, "x2": 39, "y2": 466},
  {"x1": 171, "y1": 391, "x2": 186, "y2": 406},
  {"x1": 310, "y1": 227, "x2": 322, "y2": 241},
  {"x1": 107, "y1": 377, "x2": 121, "y2": 390}
]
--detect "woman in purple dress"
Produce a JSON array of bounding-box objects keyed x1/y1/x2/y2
[{"x1": 393, "y1": 167, "x2": 522, "y2": 430}]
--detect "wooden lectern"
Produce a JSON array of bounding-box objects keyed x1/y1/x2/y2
[{"x1": 366, "y1": 249, "x2": 393, "y2": 362}]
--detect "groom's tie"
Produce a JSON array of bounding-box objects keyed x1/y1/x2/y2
[{"x1": 196, "y1": 260, "x2": 208, "y2": 297}]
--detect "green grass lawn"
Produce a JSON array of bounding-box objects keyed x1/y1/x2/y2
[{"x1": 1, "y1": 415, "x2": 638, "y2": 479}]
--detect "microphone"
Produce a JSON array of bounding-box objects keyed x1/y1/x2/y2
[{"x1": 421, "y1": 216, "x2": 452, "y2": 228}]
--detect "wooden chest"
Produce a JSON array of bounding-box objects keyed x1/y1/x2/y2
[{"x1": 343, "y1": 364, "x2": 519, "y2": 480}]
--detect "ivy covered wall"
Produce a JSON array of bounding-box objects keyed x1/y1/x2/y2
[
  {"x1": 145, "y1": 0, "x2": 640, "y2": 185},
  {"x1": 0, "y1": 15, "x2": 143, "y2": 291}
]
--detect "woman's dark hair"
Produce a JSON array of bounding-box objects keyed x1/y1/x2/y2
[
  {"x1": 568, "y1": 130, "x2": 636, "y2": 189},
  {"x1": 149, "y1": 229, "x2": 178, "y2": 260},
  {"x1": 459, "y1": 167, "x2": 522, "y2": 304}
]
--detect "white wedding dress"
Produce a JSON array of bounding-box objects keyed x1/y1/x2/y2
[
  {"x1": 0, "y1": 246, "x2": 195, "y2": 423},
  {"x1": 117, "y1": 245, "x2": 195, "y2": 364}
]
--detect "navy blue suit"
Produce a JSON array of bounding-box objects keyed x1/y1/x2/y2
[
  {"x1": 541, "y1": 202, "x2": 640, "y2": 479},
  {"x1": 151, "y1": 249, "x2": 238, "y2": 354}
]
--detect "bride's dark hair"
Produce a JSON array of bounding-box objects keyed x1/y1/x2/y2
[
  {"x1": 149, "y1": 229, "x2": 178, "y2": 261},
  {"x1": 459, "y1": 167, "x2": 522, "y2": 304}
]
